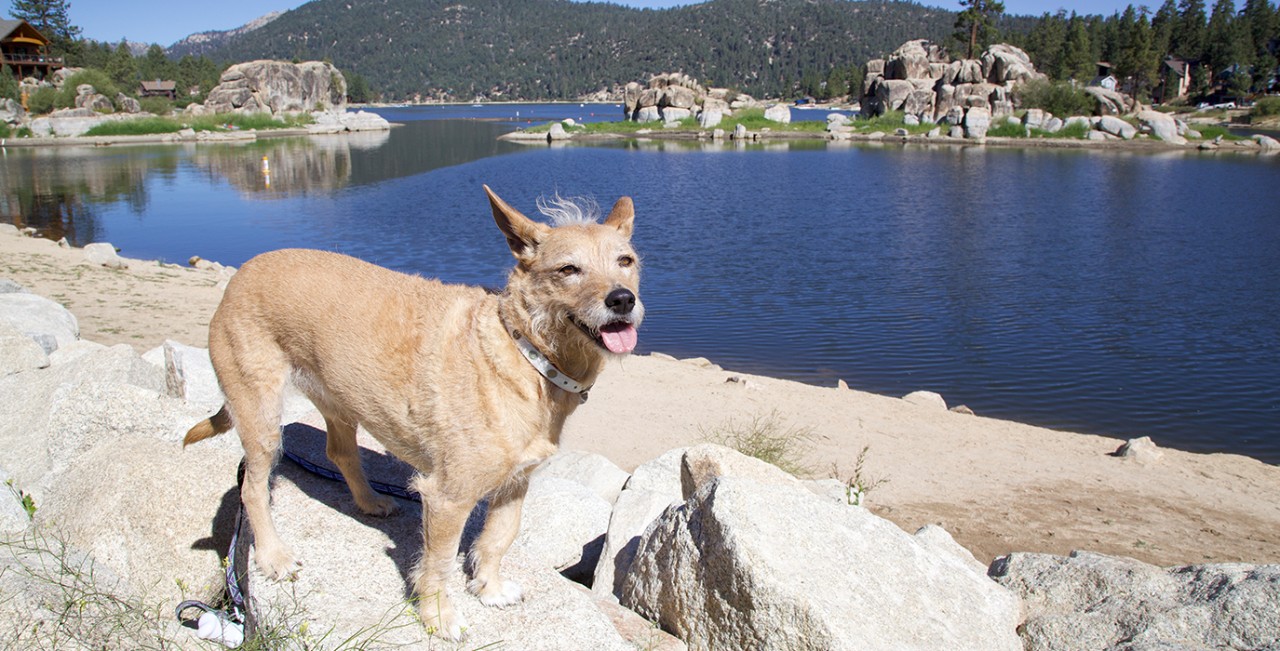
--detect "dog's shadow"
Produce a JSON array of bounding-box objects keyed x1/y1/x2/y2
[
  {"x1": 193, "y1": 423, "x2": 493, "y2": 600},
  {"x1": 257, "y1": 423, "x2": 490, "y2": 599}
]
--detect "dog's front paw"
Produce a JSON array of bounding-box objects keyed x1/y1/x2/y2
[
  {"x1": 469, "y1": 578, "x2": 523, "y2": 608},
  {"x1": 255, "y1": 545, "x2": 301, "y2": 581},
  {"x1": 420, "y1": 601, "x2": 468, "y2": 641},
  {"x1": 356, "y1": 492, "x2": 399, "y2": 517}
]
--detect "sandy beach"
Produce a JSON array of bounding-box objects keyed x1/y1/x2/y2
[{"x1": 4, "y1": 228, "x2": 1278, "y2": 568}]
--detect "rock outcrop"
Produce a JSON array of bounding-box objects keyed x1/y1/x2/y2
[
  {"x1": 621, "y1": 470, "x2": 1024, "y2": 650},
  {"x1": 861, "y1": 40, "x2": 1047, "y2": 136},
  {"x1": 199, "y1": 60, "x2": 347, "y2": 116},
  {"x1": 623, "y1": 72, "x2": 768, "y2": 125},
  {"x1": 992, "y1": 550, "x2": 1280, "y2": 651}
]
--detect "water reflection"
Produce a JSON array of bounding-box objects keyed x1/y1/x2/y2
[
  {"x1": 186, "y1": 131, "x2": 390, "y2": 199},
  {"x1": 0, "y1": 119, "x2": 525, "y2": 247}
]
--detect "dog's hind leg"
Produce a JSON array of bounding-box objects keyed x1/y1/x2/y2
[
  {"x1": 217, "y1": 345, "x2": 299, "y2": 581},
  {"x1": 466, "y1": 475, "x2": 529, "y2": 607},
  {"x1": 319, "y1": 409, "x2": 398, "y2": 517}
]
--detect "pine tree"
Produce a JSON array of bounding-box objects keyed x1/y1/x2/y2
[
  {"x1": 1061, "y1": 13, "x2": 1096, "y2": 82},
  {"x1": 1025, "y1": 11, "x2": 1068, "y2": 78},
  {"x1": 1204, "y1": 0, "x2": 1249, "y2": 76},
  {"x1": 105, "y1": 41, "x2": 138, "y2": 90},
  {"x1": 1240, "y1": 0, "x2": 1278, "y2": 80},
  {"x1": 138, "y1": 44, "x2": 175, "y2": 83},
  {"x1": 1173, "y1": 0, "x2": 1208, "y2": 61},
  {"x1": 1152, "y1": 0, "x2": 1180, "y2": 58},
  {"x1": 953, "y1": 0, "x2": 1006, "y2": 60},
  {"x1": 1114, "y1": 6, "x2": 1159, "y2": 98}
]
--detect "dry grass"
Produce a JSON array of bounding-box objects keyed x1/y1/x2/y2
[{"x1": 702, "y1": 410, "x2": 815, "y2": 477}]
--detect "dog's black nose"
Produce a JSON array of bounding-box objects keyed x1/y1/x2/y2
[{"x1": 605, "y1": 288, "x2": 636, "y2": 315}]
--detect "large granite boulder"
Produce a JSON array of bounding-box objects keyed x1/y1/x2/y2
[
  {"x1": 885, "y1": 39, "x2": 948, "y2": 81},
  {"x1": 620, "y1": 447, "x2": 1022, "y2": 651},
  {"x1": 1098, "y1": 115, "x2": 1137, "y2": 139},
  {"x1": 983, "y1": 44, "x2": 1042, "y2": 84},
  {"x1": 0, "y1": 321, "x2": 49, "y2": 377},
  {"x1": 963, "y1": 106, "x2": 992, "y2": 139},
  {"x1": 763, "y1": 103, "x2": 792, "y2": 124},
  {"x1": 203, "y1": 60, "x2": 347, "y2": 115},
  {"x1": 0, "y1": 291, "x2": 79, "y2": 352},
  {"x1": 0, "y1": 98, "x2": 26, "y2": 124},
  {"x1": 1137, "y1": 110, "x2": 1187, "y2": 145},
  {"x1": 991, "y1": 550, "x2": 1280, "y2": 651},
  {"x1": 74, "y1": 84, "x2": 113, "y2": 113},
  {"x1": 1085, "y1": 86, "x2": 1137, "y2": 116}
]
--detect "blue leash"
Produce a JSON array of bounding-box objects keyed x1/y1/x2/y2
[{"x1": 176, "y1": 447, "x2": 417, "y2": 646}]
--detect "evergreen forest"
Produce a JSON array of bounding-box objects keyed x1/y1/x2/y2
[{"x1": 6, "y1": 0, "x2": 1280, "y2": 105}]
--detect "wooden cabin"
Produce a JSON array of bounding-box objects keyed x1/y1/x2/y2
[
  {"x1": 0, "y1": 19, "x2": 62, "y2": 80},
  {"x1": 139, "y1": 80, "x2": 177, "y2": 99}
]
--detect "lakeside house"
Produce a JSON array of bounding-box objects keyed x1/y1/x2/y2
[
  {"x1": 1089, "y1": 61, "x2": 1118, "y2": 91},
  {"x1": 0, "y1": 19, "x2": 62, "y2": 80},
  {"x1": 1159, "y1": 57, "x2": 1192, "y2": 103},
  {"x1": 139, "y1": 79, "x2": 177, "y2": 100}
]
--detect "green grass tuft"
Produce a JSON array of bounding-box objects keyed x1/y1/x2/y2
[
  {"x1": 1190, "y1": 124, "x2": 1246, "y2": 141},
  {"x1": 83, "y1": 118, "x2": 184, "y2": 136},
  {"x1": 987, "y1": 121, "x2": 1027, "y2": 138},
  {"x1": 82, "y1": 112, "x2": 316, "y2": 137}
]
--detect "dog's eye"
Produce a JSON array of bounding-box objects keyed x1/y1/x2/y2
[
  {"x1": 618, "y1": 255, "x2": 634, "y2": 268},
  {"x1": 558, "y1": 264, "x2": 581, "y2": 276}
]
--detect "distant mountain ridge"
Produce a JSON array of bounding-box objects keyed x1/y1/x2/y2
[
  {"x1": 165, "y1": 0, "x2": 959, "y2": 101},
  {"x1": 169, "y1": 11, "x2": 284, "y2": 57}
]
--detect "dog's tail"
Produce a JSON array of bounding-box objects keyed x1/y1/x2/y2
[{"x1": 184, "y1": 406, "x2": 233, "y2": 447}]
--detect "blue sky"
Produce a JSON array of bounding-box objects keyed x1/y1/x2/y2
[{"x1": 50, "y1": 1, "x2": 1163, "y2": 47}]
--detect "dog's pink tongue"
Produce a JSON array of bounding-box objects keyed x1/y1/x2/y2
[{"x1": 600, "y1": 323, "x2": 638, "y2": 354}]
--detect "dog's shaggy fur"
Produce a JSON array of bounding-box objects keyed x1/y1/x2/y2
[{"x1": 184, "y1": 185, "x2": 642, "y2": 640}]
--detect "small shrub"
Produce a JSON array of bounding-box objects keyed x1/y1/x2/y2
[
  {"x1": 0, "y1": 65, "x2": 18, "y2": 101},
  {"x1": 27, "y1": 86, "x2": 57, "y2": 115},
  {"x1": 1018, "y1": 78, "x2": 1095, "y2": 118},
  {"x1": 55, "y1": 69, "x2": 120, "y2": 110},
  {"x1": 138, "y1": 96, "x2": 173, "y2": 116},
  {"x1": 1252, "y1": 96, "x2": 1280, "y2": 118},
  {"x1": 702, "y1": 410, "x2": 814, "y2": 477},
  {"x1": 0, "y1": 123, "x2": 10, "y2": 139}
]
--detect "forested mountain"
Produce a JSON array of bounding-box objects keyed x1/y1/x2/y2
[{"x1": 166, "y1": 0, "x2": 957, "y2": 101}]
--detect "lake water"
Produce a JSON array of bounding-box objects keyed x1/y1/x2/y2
[{"x1": 2, "y1": 104, "x2": 1278, "y2": 464}]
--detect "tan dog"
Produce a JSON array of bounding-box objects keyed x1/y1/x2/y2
[{"x1": 184, "y1": 185, "x2": 642, "y2": 640}]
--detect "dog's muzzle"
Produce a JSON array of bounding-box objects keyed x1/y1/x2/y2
[{"x1": 571, "y1": 288, "x2": 640, "y2": 354}]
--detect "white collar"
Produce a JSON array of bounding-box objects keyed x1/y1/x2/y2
[{"x1": 508, "y1": 327, "x2": 591, "y2": 401}]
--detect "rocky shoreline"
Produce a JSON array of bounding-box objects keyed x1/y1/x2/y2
[{"x1": 2, "y1": 226, "x2": 1279, "y2": 649}]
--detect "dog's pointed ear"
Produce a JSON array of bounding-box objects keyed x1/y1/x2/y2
[
  {"x1": 485, "y1": 185, "x2": 549, "y2": 259},
  {"x1": 603, "y1": 196, "x2": 635, "y2": 238}
]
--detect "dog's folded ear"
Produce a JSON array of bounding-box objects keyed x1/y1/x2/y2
[
  {"x1": 603, "y1": 196, "x2": 635, "y2": 238},
  {"x1": 484, "y1": 185, "x2": 552, "y2": 259}
]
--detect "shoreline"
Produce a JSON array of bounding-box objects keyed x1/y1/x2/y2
[
  {"x1": 502, "y1": 122, "x2": 1277, "y2": 155},
  {"x1": 3, "y1": 226, "x2": 1279, "y2": 568}
]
